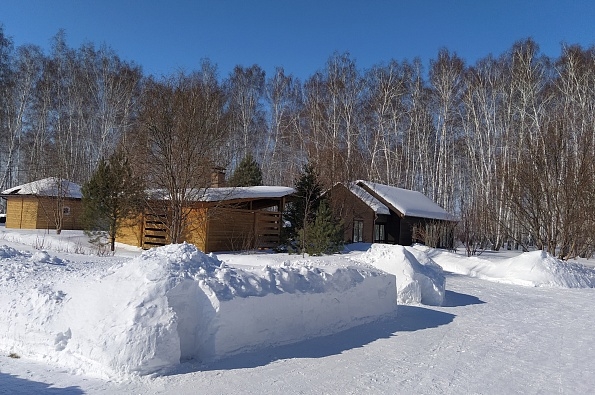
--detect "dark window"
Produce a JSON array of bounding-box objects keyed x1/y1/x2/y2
[
  {"x1": 353, "y1": 220, "x2": 364, "y2": 242},
  {"x1": 374, "y1": 224, "x2": 385, "y2": 242}
]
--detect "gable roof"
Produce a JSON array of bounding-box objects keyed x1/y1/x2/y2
[
  {"x1": 1, "y1": 178, "x2": 83, "y2": 199},
  {"x1": 356, "y1": 181, "x2": 456, "y2": 221},
  {"x1": 345, "y1": 183, "x2": 390, "y2": 215}
]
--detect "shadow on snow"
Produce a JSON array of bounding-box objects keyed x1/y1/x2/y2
[
  {"x1": 174, "y1": 306, "x2": 455, "y2": 373},
  {"x1": 442, "y1": 290, "x2": 486, "y2": 307},
  {"x1": 0, "y1": 372, "x2": 83, "y2": 395}
]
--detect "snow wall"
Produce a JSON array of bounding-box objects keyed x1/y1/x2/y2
[
  {"x1": 0, "y1": 244, "x2": 396, "y2": 378},
  {"x1": 356, "y1": 244, "x2": 446, "y2": 306}
]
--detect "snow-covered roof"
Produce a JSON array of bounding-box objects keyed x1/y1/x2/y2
[
  {"x1": 0, "y1": 178, "x2": 83, "y2": 199},
  {"x1": 149, "y1": 186, "x2": 295, "y2": 202},
  {"x1": 356, "y1": 181, "x2": 456, "y2": 221},
  {"x1": 346, "y1": 183, "x2": 390, "y2": 215},
  {"x1": 201, "y1": 186, "x2": 296, "y2": 202}
]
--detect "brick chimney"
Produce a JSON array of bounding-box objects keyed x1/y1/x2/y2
[{"x1": 211, "y1": 167, "x2": 226, "y2": 188}]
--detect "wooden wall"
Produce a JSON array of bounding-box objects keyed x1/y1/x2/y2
[
  {"x1": 116, "y1": 215, "x2": 144, "y2": 247},
  {"x1": 181, "y1": 207, "x2": 208, "y2": 252},
  {"x1": 116, "y1": 205, "x2": 282, "y2": 253},
  {"x1": 205, "y1": 208, "x2": 256, "y2": 252},
  {"x1": 36, "y1": 197, "x2": 83, "y2": 230},
  {"x1": 5, "y1": 197, "x2": 38, "y2": 229},
  {"x1": 327, "y1": 184, "x2": 376, "y2": 243},
  {"x1": 5, "y1": 196, "x2": 83, "y2": 230}
]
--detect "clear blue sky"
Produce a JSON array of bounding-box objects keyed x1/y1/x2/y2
[{"x1": 2, "y1": 0, "x2": 595, "y2": 80}]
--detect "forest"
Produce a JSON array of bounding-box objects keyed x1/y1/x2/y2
[{"x1": 1, "y1": 25, "x2": 594, "y2": 259}]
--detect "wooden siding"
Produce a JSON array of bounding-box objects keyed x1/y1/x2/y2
[
  {"x1": 181, "y1": 208, "x2": 208, "y2": 252},
  {"x1": 327, "y1": 184, "x2": 376, "y2": 243},
  {"x1": 116, "y1": 215, "x2": 144, "y2": 247},
  {"x1": 5, "y1": 196, "x2": 83, "y2": 230},
  {"x1": 117, "y1": 205, "x2": 283, "y2": 253},
  {"x1": 5, "y1": 197, "x2": 38, "y2": 229},
  {"x1": 204, "y1": 208, "x2": 282, "y2": 252},
  {"x1": 36, "y1": 197, "x2": 83, "y2": 230}
]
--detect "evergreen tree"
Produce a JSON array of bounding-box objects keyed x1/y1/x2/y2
[
  {"x1": 283, "y1": 163, "x2": 322, "y2": 248},
  {"x1": 297, "y1": 198, "x2": 344, "y2": 255},
  {"x1": 82, "y1": 150, "x2": 145, "y2": 252},
  {"x1": 228, "y1": 154, "x2": 263, "y2": 187}
]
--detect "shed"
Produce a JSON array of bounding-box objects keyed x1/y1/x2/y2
[
  {"x1": 327, "y1": 181, "x2": 457, "y2": 248},
  {"x1": 0, "y1": 178, "x2": 84, "y2": 231},
  {"x1": 117, "y1": 186, "x2": 296, "y2": 252}
]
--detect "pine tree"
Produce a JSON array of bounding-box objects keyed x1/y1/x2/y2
[
  {"x1": 82, "y1": 150, "x2": 145, "y2": 251},
  {"x1": 228, "y1": 154, "x2": 263, "y2": 187},
  {"x1": 283, "y1": 163, "x2": 322, "y2": 249},
  {"x1": 297, "y1": 199, "x2": 344, "y2": 255}
]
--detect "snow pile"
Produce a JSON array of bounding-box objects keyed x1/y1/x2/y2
[
  {"x1": 0, "y1": 243, "x2": 396, "y2": 378},
  {"x1": 356, "y1": 244, "x2": 446, "y2": 306},
  {"x1": 423, "y1": 247, "x2": 595, "y2": 288}
]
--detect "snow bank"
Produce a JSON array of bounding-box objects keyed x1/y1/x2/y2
[
  {"x1": 356, "y1": 244, "x2": 446, "y2": 306},
  {"x1": 424, "y1": 247, "x2": 595, "y2": 288},
  {"x1": 0, "y1": 243, "x2": 396, "y2": 378}
]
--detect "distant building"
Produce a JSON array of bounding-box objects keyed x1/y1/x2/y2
[
  {"x1": 0, "y1": 178, "x2": 84, "y2": 230},
  {"x1": 327, "y1": 181, "x2": 457, "y2": 248}
]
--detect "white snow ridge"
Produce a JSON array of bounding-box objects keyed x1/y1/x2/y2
[
  {"x1": 0, "y1": 242, "x2": 396, "y2": 379},
  {"x1": 356, "y1": 244, "x2": 446, "y2": 306}
]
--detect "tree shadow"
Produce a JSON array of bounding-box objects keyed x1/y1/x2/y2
[
  {"x1": 442, "y1": 290, "x2": 485, "y2": 307},
  {"x1": 0, "y1": 372, "x2": 84, "y2": 394},
  {"x1": 172, "y1": 306, "x2": 455, "y2": 373}
]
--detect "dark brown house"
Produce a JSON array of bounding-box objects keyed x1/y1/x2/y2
[{"x1": 327, "y1": 181, "x2": 457, "y2": 248}]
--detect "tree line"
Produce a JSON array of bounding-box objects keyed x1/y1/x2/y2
[{"x1": 1, "y1": 25, "x2": 594, "y2": 259}]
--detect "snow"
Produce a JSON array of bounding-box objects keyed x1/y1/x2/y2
[
  {"x1": 346, "y1": 183, "x2": 390, "y2": 215},
  {"x1": 0, "y1": 177, "x2": 83, "y2": 199},
  {"x1": 357, "y1": 180, "x2": 456, "y2": 220},
  {"x1": 148, "y1": 186, "x2": 295, "y2": 202},
  {"x1": 200, "y1": 185, "x2": 296, "y2": 201},
  {"x1": 355, "y1": 244, "x2": 446, "y2": 306},
  {"x1": 417, "y1": 245, "x2": 595, "y2": 288},
  {"x1": 1, "y1": 227, "x2": 595, "y2": 393},
  {"x1": 0, "y1": 231, "x2": 395, "y2": 379}
]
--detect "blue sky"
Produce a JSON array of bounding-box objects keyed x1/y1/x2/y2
[{"x1": 2, "y1": 1, "x2": 595, "y2": 80}]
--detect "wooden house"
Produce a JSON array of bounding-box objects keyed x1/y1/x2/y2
[
  {"x1": 117, "y1": 186, "x2": 296, "y2": 252},
  {"x1": 0, "y1": 178, "x2": 84, "y2": 230},
  {"x1": 327, "y1": 181, "x2": 457, "y2": 248}
]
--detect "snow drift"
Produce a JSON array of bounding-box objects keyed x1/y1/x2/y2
[
  {"x1": 423, "y1": 247, "x2": 595, "y2": 288},
  {"x1": 355, "y1": 244, "x2": 446, "y2": 306},
  {"x1": 0, "y1": 243, "x2": 396, "y2": 378}
]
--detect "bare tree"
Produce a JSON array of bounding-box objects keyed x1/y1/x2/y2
[{"x1": 135, "y1": 67, "x2": 229, "y2": 243}]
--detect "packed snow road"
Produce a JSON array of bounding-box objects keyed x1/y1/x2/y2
[{"x1": 2, "y1": 272, "x2": 593, "y2": 394}]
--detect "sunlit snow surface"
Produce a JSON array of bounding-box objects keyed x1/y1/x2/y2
[
  {"x1": 1, "y1": 228, "x2": 595, "y2": 394},
  {"x1": 0, "y1": 236, "x2": 396, "y2": 378}
]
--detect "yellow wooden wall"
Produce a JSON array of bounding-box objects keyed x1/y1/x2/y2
[
  {"x1": 116, "y1": 215, "x2": 144, "y2": 247},
  {"x1": 5, "y1": 196, "x2": 84, "y2": 230},
  {"x1": 36, "y1": 198, "x2": 84, "y2": 230},
  {"x1": 181, "y1": 207, "x2": 208, "y2": 252},
  {"x1": 5, "y1": 197, "x2": 38, "y2": 229}
]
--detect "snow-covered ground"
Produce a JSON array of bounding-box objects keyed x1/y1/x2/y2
[{"x1": 1, "y1": 227, "x2": 595, "y2": 394}]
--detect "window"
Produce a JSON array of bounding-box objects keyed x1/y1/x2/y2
[
  {"x1": 63, "y1": 206, "x2": 71, "y2": 215},
  {"x1": 374, "y1": 224, "x2": 385, "y2": 242},
  {"x1": 353, "y1": 220, "x2": 364, "y2": 242}
]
